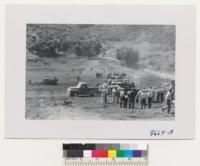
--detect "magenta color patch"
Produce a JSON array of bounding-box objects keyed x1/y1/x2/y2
[{"x1": 92, "y1": 150, "x2": 100, "y2": 157}]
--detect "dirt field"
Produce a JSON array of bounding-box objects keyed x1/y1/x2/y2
[
  {"x1": 26, "y1": 93, "x2": 174, "y2": 120},
  {"x1": 25, "y1": 56, "x2": 175, "y2": 120}
]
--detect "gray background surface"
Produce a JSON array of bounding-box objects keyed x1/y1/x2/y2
[{"x1": 0, "y1": 1, "x2": 200, "y2": 166}]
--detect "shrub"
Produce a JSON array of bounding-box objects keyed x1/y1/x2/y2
[
  {"x1": 74, "y1": 40, "x2": 102, "y2": 58},
  {"x1": 116, "y1": 47, "x2": 139, "y2": 68},
  {"x1": 28, "y1": 40, "x2": 59, "y2": 57}
]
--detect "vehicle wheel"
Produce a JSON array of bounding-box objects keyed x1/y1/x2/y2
[{"x1": 73, "y1": 93, "x2": 79, "y2": 97}]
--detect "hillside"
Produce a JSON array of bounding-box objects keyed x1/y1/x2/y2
[{"x1": 26, "y1": 24, "x2": 175, "y2": 74}]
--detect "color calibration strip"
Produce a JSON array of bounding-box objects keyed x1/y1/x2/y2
[{"x1": 63, "y1": 144, "x2": 148, "y2": 166}]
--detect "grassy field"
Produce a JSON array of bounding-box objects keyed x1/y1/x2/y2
[{"x1": 25, "y1": 56, "x2": 175, "y2": 120}]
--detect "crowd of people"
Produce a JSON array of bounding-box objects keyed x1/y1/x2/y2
[
  {"x1": 75, "y1": 71, "x2": 175, "y2": 114},
  {"x1": 99, "y1": 80, "x2": 175, "y2": 114}
]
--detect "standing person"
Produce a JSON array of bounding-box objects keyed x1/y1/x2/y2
[
  {"x1": 107, "y1": 78, "x2": 112, "y2": 86},
  {"x1": 152, "y1": 88, "x2": 155, "y2": 103},
  {"x1": 166, "y1": 89, "x2": 173, "y2": 114},
  {"x1": 136, "y1": 89, "x2": 141, "y2": 103},
  {"x1": 112, "y1": 87, "x2": 117, "y2": 103},
  {"x1": 157, "y1": 88, "x2": 160, "y2": 103},
  {"x1": 107, "y1": 78, "x2": 112, "y2": 96},
  {"x1": 153, "y1": 88, "x2": 157, "y2": 103},
  {"x1": 129, "y1": 88, "x2": 137, "y2": 109},
  {"x1": 115, "y1": 88, "x2": 120, "y2": 104},
  {"x1": 147, "y1": 88, "x2": 153, "y2": 109},
  {"x1": 76, "y1": 76, "x2": 80, "y2": 84},
  {"x1": 100, "y1": 81, "x2": 108, "y2": 104},
  {"x1": 171, "y1": 88, "x2": 175, "y2": 101},
  {"x1": 140, "y1": 89, "x2": 147, "y2": 109},
  {"x1": 147, "y1": 88, "x2": 153, "y2": 108},
  {"x1": 124, "y1": 90, "x2": 129, "y2": 108},
  {"x1": 160, "y1": 88, "x2": 164, "y2": 103},
  {"x1": 120, "y1": 90, "x2": 125, "y2": 108},
  {"x1": 104, "y1": 84, "x2": 108, "y2": 104}
]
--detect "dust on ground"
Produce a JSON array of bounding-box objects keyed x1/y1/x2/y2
[{"x1": 26, "y1": 56, "x2": 175, "y2": 120}]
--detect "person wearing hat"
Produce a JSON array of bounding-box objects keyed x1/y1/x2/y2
[
  {"x1": 129, "y1": 88, "x2": 137, "y2": 109},
  {"x1": 120, "y1": 89, "x2": 125, "y2": 108},
  {"x1": 124, "y1": 90, "x2": 129, "y2": 108},
  {"x1": 140, "y1": 88, "x2": 147, "y2": 109},
  {"x1": 166, "y1": 88, "x2": 173, "y2": 114},
  {"x1": 147, "y1": 87, "x2": 153, "y2": 109}
]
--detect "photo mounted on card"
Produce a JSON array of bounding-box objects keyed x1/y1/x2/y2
[{"x1": 5, "y1": 5, "x2": 195, "y2": 139}]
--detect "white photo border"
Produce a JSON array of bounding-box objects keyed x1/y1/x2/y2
[{"x1": 5, "y1": 5, "x2": 195, "y2": 139}]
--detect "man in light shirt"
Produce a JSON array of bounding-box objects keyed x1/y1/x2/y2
[
  {"x1": 120, "y1": 90, "x2": 125, "y2": 108},
  {"x1": 112, "y1": 87, "x2": 117, "y2": 103},
  {"x1": 140, "y1": 89, "x2": 147, "y2": 109},
  {"x1": 166, "y1": 89, "x2": 173, "y2": 114},
  {"x1": 100, "y1": 81, "x2": 108, "y2": 104}
]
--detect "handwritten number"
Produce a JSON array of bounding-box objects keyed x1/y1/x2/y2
[{"x1": 150, "y1": 129, "x2": 174, "y2": 136}]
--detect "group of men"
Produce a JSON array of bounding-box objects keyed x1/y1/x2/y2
[
  {"x1": 100, "y1": 81, "x2": 174, "y2": 114},
  {"x1": 136, "y1": 87, "x2": 167, "y2": 109},
  {"x1": 111, "y1": 87, "x2": 138, "y2": 109}
]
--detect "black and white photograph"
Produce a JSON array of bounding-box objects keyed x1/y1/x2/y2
[
  {"x1": 25, "y1": 24, "x2": 175, "y2": 120},
  {"x1": 1, "y1": 3, "x2": 199, "y2": 166},
  {"x1": 5, "y1": 5, "x2": 195, "y2": 139}
]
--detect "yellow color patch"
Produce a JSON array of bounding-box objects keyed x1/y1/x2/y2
[{"x1": 108, "y1": 150, "x2": 116, "y2": 158}]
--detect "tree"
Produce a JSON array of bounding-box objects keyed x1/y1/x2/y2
[
  {"x1": 116, "y1": 47, "x2": 139, "y2": 68},
  {"x1": 74, "y1": 40, "x2": 102, "y2": 58}
]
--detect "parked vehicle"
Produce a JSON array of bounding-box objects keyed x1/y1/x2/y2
[
  {"x1": 67, "y1": 82, "x2": 101, "y2": 97},
  {"x1": 119, "y1": 82, "x2": 135, "y2": 91},
  {"x1": 109, "y1": 81, "x2": 135, "y2": 91},
  {"x1": 43, "y1": 76, "x2": 58, "y2": 85},
  {"x1": 108, "y1": 81, "x2": 123, "y2": 92}
]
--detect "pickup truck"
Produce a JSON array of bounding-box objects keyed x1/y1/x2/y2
[{"x1": 67, "y1": 82, "x2": 101, "y2": 97}]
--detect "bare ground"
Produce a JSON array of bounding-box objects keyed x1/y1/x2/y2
[
  {"x1": 26, "y1": 95, "x2": 175, "y2": 120},
  {"x1": 25, "y1": 56, "x2": 175, "y2": 120}
]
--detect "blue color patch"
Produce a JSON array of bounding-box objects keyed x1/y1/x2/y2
[
  {"x1": 133, "y1": 150, "x2": 142, "y2": 157},
  {"x1": 124, "y1": 150, "x2": 133, "y2": 157}
]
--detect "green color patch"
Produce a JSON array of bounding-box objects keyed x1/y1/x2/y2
[{"x1": 117, "y1": 150, "x2": 125, "y2": 157}]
